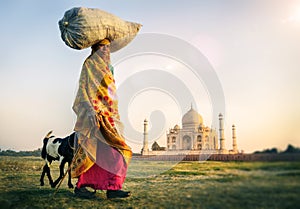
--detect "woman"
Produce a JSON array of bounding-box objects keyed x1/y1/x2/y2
[{"x1": 71, "y1": 38, "x2": 132, "y2": 199}]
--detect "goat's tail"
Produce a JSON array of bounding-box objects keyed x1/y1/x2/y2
[
  {"x1": 45, "y1": 130, "x2": 53, "y2": 139},
  {"x1": 41, "y1": 130, "x2": 53, "y2": 159}
]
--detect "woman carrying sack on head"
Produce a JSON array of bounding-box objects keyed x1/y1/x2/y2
[{"x1": 71, "y1": 38, "x2": 132, "y2": 199}]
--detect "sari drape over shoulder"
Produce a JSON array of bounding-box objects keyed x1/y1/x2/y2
[{"x1": 71, "y1": 51, "x2": 132, "y2": 178}]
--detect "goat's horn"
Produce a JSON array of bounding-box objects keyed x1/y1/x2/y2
[{"x1": 45, "y1": 130, "x2": 53, "y2": 138}]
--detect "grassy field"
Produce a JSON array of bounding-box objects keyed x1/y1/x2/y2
[{"x1": 0, "y1": 156, "x2": 299, "y2": 209}]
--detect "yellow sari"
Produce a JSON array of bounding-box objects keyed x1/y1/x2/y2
[{"x1": 71, "y1": 51, "x2": 132, "y2": 178}]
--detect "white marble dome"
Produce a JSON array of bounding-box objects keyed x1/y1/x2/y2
[{"x1": 182, "y1": 106, "x2": 203, "y2": 125}]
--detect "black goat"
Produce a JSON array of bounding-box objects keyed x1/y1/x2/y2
[{"x1": 40, "y1": 131, "x2": 76, "y2": 189}]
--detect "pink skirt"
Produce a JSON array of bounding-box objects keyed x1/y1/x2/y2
[
  {"x1": 76, "y1": 163, "x2": 126, "y2": 190},
  {"x1": 76, "y1": 141, "x2": 127, "y2": 190}
]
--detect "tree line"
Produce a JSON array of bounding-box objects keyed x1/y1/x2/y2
[
  {"x1": 254, "y1": 144, "x2": 300, "y2": 154},
  {"x1": 0, "y1": 148, "x2": 41, "y2": 157}
]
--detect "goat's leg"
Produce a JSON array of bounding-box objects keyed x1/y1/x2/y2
[
  {"x1": 40, "y1": 164, "x2": 47, "y2": 186},
  {"x1": 53, "y1": 159, "x2": 66, "y2": 187},
  {"x1": 67, "y1": 161, "x2": 74, "y2": 188},
  {"x1": 43, "y1": 164, "x2": 54, "y2": 187}
]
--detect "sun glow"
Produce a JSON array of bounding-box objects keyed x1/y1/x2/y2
[{"x1": 283, "y1": 6, "x2": 300, "y2": 24}]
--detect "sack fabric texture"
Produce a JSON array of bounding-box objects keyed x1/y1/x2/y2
[{"x1": 58, "y1": 7, "x2": 142, "y2": 52}]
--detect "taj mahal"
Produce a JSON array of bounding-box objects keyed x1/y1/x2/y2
[{"x1": 141, "y1": 105, "x2": 239, "y2": 155}]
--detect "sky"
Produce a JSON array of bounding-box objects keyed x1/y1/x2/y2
[{"x1": 0, "y1": 0, "x2": 299, "y2": 153}]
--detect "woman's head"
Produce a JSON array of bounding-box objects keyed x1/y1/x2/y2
[{"x1": 91, "y1": 38, "x2": 111, "y2": 64}]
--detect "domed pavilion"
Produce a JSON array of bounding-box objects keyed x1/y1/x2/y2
[
  {"x1": 167, "y1": 105, "x2": 218, "y2": 151},
  {"x1": 141, "y1": 105, "x2": 239, "y2": 155}
]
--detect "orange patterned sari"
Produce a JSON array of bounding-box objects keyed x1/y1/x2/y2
[{"x1": 71, "y1": 51, "x2": 132, "y2": 178}]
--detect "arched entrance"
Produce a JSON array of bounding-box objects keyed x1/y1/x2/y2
[{"x1": 182, "y1": 135, "x2": 192, "y2": 150}]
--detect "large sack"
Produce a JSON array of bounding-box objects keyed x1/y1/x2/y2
[{"x1": 58, "y1": 7, "x2": 142, "y2": 52}]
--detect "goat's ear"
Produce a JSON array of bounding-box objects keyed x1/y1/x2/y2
[{"x1": 45, "y1": 130, "x2": 53, "y2": 139}]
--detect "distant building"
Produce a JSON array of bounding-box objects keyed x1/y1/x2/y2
[
  {"x1": 167, "y1": 106, "x2": 219, "y2": 151},
  {"x1": 141, "y1": 105, "x2": 239, "y2": 155},
  {"x1": 152, "y1": 141, "x2": 166, "y2": 151}
]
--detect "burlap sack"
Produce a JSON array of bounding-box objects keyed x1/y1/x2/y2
[{"x1": 58, "y1": 7, "x2": 142, "y2": 52}]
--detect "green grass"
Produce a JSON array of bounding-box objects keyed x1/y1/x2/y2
[{"x1": 0, "y1": 156, "x2": 299, "y2": 209}]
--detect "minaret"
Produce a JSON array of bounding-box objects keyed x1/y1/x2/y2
[
  {"x1": 219, "y1": 113, "x2": 226, "y2": 152},
  {"x1": 142, "y1": 119, "x2": 149, "y2": 155},
  {"x1": 232, "y1": 124, "x2": 238, "y2": 153}
]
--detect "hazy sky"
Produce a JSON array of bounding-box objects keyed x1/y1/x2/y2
[{"x1": 0, "y1": 0, "x2": 299, "y2": 153}]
